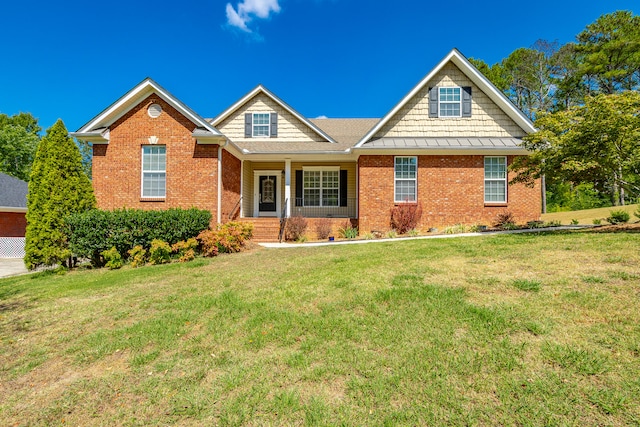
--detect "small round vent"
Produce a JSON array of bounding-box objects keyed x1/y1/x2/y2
[{"x1": 148, "y1": 103, "x2": 162, "y2": 118}]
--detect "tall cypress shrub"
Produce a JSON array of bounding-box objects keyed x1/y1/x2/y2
[{"x1": 24, "y1": 120, "x2": 96, "y2": 269}]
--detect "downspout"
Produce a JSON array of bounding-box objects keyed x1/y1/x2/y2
[{"x1": 217, "y1": 138, "x2": 229, "y2": 224}]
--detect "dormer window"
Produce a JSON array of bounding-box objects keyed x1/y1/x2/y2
[{"x1": 245, "y1": 112, "x2": 278, "y2": 138}]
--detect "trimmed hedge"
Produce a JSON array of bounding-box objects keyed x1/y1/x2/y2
[{"x1": 67, "y1": 208, "x2": 211, "y2": 266}]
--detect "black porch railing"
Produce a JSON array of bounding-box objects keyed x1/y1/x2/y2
[
  {"x1": 278, "y1": 198, "x2": 288, "y2": 243},
  {"x1": 291, "y1": 198, "x2": 356, "y2": 218}
]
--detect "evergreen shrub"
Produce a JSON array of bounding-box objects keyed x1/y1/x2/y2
[{"x1": 67, "y1": 208, "x2": 211, "y2": 266}]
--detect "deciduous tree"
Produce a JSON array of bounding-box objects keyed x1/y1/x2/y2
[
  {"x1": 511, "y1": 92, "x2": 640, "y2": 206},
  {"x1": 0, "y1": 112, "x2": 41, "y2": 181}
]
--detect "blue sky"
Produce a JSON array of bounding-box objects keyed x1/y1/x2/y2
[{"x1": 0, "y1": 0, "x2": 637, "y2": 133}]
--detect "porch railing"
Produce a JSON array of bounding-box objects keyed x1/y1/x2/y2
[
  {"x1": 278, "y1": 198, "x2": 288, "y2": 243},
  {"x1": 290, "y1": 198, "x2": 356, "y2": 218},
  {"x1": 228, "y1": 196, "x2": 242, "y2": 221}
]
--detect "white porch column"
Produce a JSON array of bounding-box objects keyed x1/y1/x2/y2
[{"x1": 284, "y1": 158, "x2": 291, "y2": 217}]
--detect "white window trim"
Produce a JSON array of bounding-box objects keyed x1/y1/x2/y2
[
  {"x1": 252, "y1": 112, "x2": 270, "y2": 137},
  {"x1": 438, "y1": 87, "x2": 462, "y2": 118},
  {"x1": 302, "y1": 166, "x2": 340, "y2": 207},
  {"x1": 394, "y1": 156, "x2": 417, "y2": 203},
  {"x1": 484, "y1": 156, "x2": 508, "y2": 203},
  {"x1": 141, "y1": 145, "x2": 166, "y2": 199}
]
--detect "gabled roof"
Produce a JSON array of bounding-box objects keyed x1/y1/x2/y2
[
  {"x1": 71, "y1": 78, "x2": 224, "y2": 144},
  {"x1": 0, "y1": 173, "x2": 28, "y2": 211},
  {"x1": 354, "y1": 49, "x2": 536, "y2": 148},
  {"x1": 310, "y1": 118, "x2": 379, "y2": 145},
  {"x1": 211, "y1": 85, "x2": 338, "y2": 144}
]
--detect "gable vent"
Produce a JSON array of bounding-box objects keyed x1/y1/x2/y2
[{"x1": 148, "y1": 103, "x2": 162, "y2": 118}]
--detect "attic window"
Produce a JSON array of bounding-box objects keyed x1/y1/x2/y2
[
  {"x1": 148, "y1": 103, "x2": 162, "y2": 118},
  {"x1": 439, "y1": 87, "x2": 461, "y2": 117},
  {"x1": 429, "y1": 86, "x2": 472, "y2": 118},
  {"x1": 245, "y1": 112, "x2": 278, "y2": 138}
]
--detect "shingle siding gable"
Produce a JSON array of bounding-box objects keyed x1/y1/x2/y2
[
  {"x1": 374, "y1": 63, "x2": 526, "y2": 139},
  {"x1": 217, "y1": 93, "x2": 328, "y2": 143}
]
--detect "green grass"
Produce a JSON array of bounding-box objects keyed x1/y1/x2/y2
[
  {"x1": 541, "y1": 203, "x2": 639, "y2": 225},
  {"x1": 1, "y1": 230, "x2": 640, "y2": 425}
]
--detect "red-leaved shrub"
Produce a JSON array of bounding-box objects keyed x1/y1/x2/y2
[
  {"x1": 285, "y1": 216, "x2": 308, "y2": 241},
  {"x1": 390, "y1": 203, "x2": 422, "y2": 234},
  {"x1": 315, "y1": 218, "x2": 333, "y2": 240}
]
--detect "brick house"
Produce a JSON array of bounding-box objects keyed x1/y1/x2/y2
[
  {"x1": 0, "y1": 172, "x2": 28, "y2": 257},
  {"x1": 72, "y1": 49, "x2": 540, "y2": 241}
]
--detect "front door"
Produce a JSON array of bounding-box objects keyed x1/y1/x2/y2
[{"x1": 258, "y1": 175, "x2": 277, "y2": 214}]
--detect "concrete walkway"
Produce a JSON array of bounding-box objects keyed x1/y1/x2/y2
[
  {"x1": 260, "y1": 225, "x2": 590, "y2": 248},
  {"x1": 0, "y1": 258, "x2": 29, "y2": 279}
]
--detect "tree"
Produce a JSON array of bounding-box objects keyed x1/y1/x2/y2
[
  {"x1": 0, "y1": 112, "x2": 41, "y2": 181},
  {"x1": 75, "y1": 138, "x2": 93, "y2": 179},
  {"x1": 24, "y1": 120, "x2": 96, "y2": 269},
  {"x1": 511, "y1": 92, "x2": 640, "y2": 206},
  {"x1": 575, "y1": 10, "x2": 640, "y2": 94}
]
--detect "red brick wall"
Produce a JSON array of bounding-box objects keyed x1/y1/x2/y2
[
  {"x1": 358, "y1": 155, "x2": 541, "y2": 232},
  {"x1": 221, "y1": 149, "x2": 242, "y2": 221},
  {"x1": 0, "y1": 212, "x2": 26, "y2": 237},
  {"x1": 93, "y1": 94, "x2": 220, "y2": 219}
]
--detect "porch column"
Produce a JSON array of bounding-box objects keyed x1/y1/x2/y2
[{"x1": 284, "y1": 158, "x2": 291, "y2": 217}]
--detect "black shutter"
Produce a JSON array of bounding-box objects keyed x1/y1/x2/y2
[
  {"x1": 270, "y1": 112, "x2": 278, "y2": 137},
  {"x1": 462, "y1": 86, "x2": 472, "y2": 117},
  {"x1": 429, "y1": 87, "x2": 438, "y2": 118},
  {"x1": 295, "y1": 170, "x2": 303, "y2": 206},
  {"x1": 340, "y1": 170, "x2": 348, "y2": 207},
  {"x1": 244, "y1": 113, "x2": 252, "y2": 138}
]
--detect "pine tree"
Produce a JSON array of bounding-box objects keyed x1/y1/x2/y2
[{"x1": 24, "y1": 120, "x2": 96, "y2": 269}]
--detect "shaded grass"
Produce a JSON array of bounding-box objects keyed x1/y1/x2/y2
[
  {"x1": 1, "y1": 230, "x2": 640, "y2": 425},
  {"x1": 541, "y1": 203, "x2": 638, "y2": 225}
]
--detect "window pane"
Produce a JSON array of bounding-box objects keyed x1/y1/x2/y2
[
  {"x1": 253, "y1": 113, "x2": 270, "y2": 137},
  {"x1": 484, "y1": 180, "x2": 505, "y2": 202},
  {"x1": 142, "y1": 172, "x2": 166, "y2": 197},
  {"x1": 395, "y1": 180, "x2": 416, "y2": 202},
  {"x1": 304, "y1": 189, "x2": 320, "y2": 206},
  {"x1": 142, "y1": 146, "x2": 166, "y2": 172},
  {"x1": 394, "y1": 157, "x2": 416, "y2": 179},
  {"x1": 484, "y1": 157, "x2": 506, "y2": 179},
  {"x1": 440, "y1": 103, "x2": 460, "y2": 117},
  {"x1": 142, "y1": 146, "x2": 166, "y2": 198}
]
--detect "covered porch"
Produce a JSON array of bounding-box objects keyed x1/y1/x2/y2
[{"x1": 237, "y1": 160, "x2": 357, "y2": 220}]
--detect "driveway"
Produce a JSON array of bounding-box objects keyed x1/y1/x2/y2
[{"x1": 0, "y1": 258, "x2": 28, "y2": 278}]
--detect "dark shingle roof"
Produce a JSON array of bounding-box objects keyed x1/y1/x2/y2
[{"x1": 0, "y1": 173, "x2": 28, "y2": 209}]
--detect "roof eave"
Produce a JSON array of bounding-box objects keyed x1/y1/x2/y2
[{"x1": 75, "y1": 78, "x2": 223, "y2": 137}]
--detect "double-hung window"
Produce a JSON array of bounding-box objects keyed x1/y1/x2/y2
[
  {"x1": 439, "y1": 87, "x2": 461, "y2": 117},
  {"x1": 253, "y1": 113, "x2": 270, "y2": 137},
  {"x1": 303, "y1": 167, "x2": 339, "y2": 207},
  {"x1": 142, "y1": 145, "x2": 166, "y2": 198},
  {"x1": 394, "y1": 156, "x2": 417, "y2": 202},
  {"x1": 484, "y1": 156, "x2": 507, "y2": 203}
]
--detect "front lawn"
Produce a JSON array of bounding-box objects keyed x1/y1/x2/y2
[{"x1": 1, "y1": 230, "x2": 639, "y2": 425}]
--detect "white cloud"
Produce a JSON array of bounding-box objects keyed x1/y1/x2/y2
[{"x1": 225, "y1": 0, "x2": 281, "y2": 33}]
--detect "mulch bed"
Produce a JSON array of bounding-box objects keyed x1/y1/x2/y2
[{"x1": 585, "y1": 223, "x2": 640, "y2": 233}]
